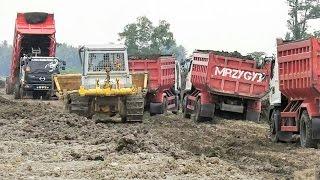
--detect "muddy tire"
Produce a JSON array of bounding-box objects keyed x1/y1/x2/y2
[
  {"x1": 162, "y1": 97, "x2": 168, "y2": 114},
  {"x1": 270, "y1": 109, "x2": 280, "y2": 143},
  {"x1": 192, "y1": 98, "x2": 202, "y2": 123},
  {"x1": 13, "y1": 83, "x2": 21, "y2": 99},
  {"x1": 182, "y1": 96, "x2": 190, "y2": 118},
  {"x1": 300, "y1": 110, "x2": 318, "y2": 148},
  {"x1": 172, "y1": 95, "x2": 179, "y2": 115}
]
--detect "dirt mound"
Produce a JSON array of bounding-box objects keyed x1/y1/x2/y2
[{"x1": 0, "y1": 94, "x2": 320, "y2": 179}]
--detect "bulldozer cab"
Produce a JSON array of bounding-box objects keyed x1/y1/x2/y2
[{"x1": 78, "y1": 44, "x2": 132, "y2": 89}]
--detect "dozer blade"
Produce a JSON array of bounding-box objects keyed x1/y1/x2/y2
[{"x1": 53, "y1": 74, "x2": 81, "y2": 98}]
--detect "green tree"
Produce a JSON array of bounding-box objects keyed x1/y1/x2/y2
[
  {"x1": 56, "y1": 43, "x2": 81, "y2": 73},
  {"x1": 248, "y1": 51, "x2": 266, "y2": 66},
  {"x1": 286, "y1": 0, "x2": 320, "y2": 40},
  {"x1": 119, "y1": 16, "x2": 185, "y2": 61},
  {"x1": 0, "y1": 40, "x2": 13, "y2": 76}
]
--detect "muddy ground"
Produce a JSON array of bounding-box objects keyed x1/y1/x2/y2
[{"x1": 0, "y1": 89, "x2": 320, "y2": 179}]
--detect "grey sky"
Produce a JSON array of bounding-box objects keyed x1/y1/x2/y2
[{"x1": 0, "y1": 0, "x2": 319, "y2": 55}]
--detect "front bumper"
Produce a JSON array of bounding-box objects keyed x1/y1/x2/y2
[{"x1": 23, "y1": 84, "x2": 52, "y2": 91}]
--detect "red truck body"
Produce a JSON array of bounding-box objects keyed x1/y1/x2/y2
[
  {"x1": 184, "y1": 50, "x2": 271, "y2": 121},
  {"x1": 276, "y1": 38, "x2": 320, "y2": 137},
  {"x1": 6, "y1": 12, "x2": 56, "y2": 94},
  {"x1": 128, "y1": 56, "x2": 178, "y2": 114}
]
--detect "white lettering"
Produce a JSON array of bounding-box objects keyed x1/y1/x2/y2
[
  {"x1": 231, "y1": 69, "x2": 239, "y2": 79},
  {"x1": 224, "y1": 68, "x2": 232, "y2": 77},
  {"x1": 214, "y1": 67, "x2": 265, "y2": 82},
  {"x1": 215, "y1": 66, "x2": 224, "y2": 76},
  {"x1": 243, "y1": 72, "x2": 252, "y2": 81}
]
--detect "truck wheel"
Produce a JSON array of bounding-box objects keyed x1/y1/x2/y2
[
  {"x1": 182, "y1": 96, "x2": 190, "y2": 118},
  {"x1": 13, "y1": 83, "x2": 21, "y2": 99},
  {"x1": 172, "y1": 95, "x2": 179, "y2": 115},
  {"x1": 300, "y1": 110, "x2": 318, "y2": 148},
  {"x1": 192, "y1": 98, "x2": 203, "y2": 122},
  {"x1": 270, "y1": 109, "x2": 280, "y2": 142},
  {"x1": 162, "y1": 97, "x2": 168, "y2": 114},
  {"x1": 209, "y1": 104, "x2": 216, "y2": 123},
  {"x1": 32, "y1": 92, "x2": 40, "y2": 99}
]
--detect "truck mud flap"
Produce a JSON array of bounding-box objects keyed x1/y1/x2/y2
[
  {"x1": 312, "y1": 117, "x2": 320, "y2": 139},
  {"x1": 200, "y1": 104, "x2": 215, "y2": 118},
  {"x1": 246, "y1": 110, "x2": 260, "y2": 122},
  {"x1": 150, "y1": 102, "x2": 162, "y2": 114}
]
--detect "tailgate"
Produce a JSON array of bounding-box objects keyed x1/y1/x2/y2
[{"x1": 192, "y1": 52, "x2": 270, "y2": 99}]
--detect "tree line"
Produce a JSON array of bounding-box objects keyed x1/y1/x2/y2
[{"x1": 1, "y1": 1, "x2": 320, "y2": 76}]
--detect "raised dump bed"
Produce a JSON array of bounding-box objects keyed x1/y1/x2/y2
[
  {"x1": 5, "y1": 12, "x2": 57, "y2": 97},
  {"x1": 183, "y1": 50, "x2": 271, "y2": 121}
]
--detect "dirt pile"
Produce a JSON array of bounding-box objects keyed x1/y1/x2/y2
[{"x1": 1, "y1": 94, "x2": 320, "y2": 179}]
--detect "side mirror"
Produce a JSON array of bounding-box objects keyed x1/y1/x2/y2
[
  {"x1": 62, "y1": 61, "x2": 66, "y2": 66},
  {"x1": 61, "y1": 67, "x2": 66, "y2": 70}
]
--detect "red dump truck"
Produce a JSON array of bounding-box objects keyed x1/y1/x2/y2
[
  {"x1": 269, "y1": 38, "x2": 320, "y2": 148},
  {"x1": 128, "y1": 56, "x2": 179, "y2": 114},
  {"x1": 183, "y1": 50, "x2": 271, "y2": 122},
  {"x1": 5, "y1": 12, "x2": 64, "y2": 99}
]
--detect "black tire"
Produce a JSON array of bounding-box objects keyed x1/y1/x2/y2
[
  {"x1": 192, "y1": 98, "x2": 202, "y2": 122},
  {"x1": 300, "y1": 110, "x2": 318, "y2": 148},
  {"x1": 162, "y1": 97, "x2": 168, "y2": 114},
  {"x1": 32, "y1": 92, "x2": 40, "y2": 99},
  {"x1": 172, "y1": 95, "x2": 179, "y2": 114},
  {"x1": 13, "y1": 83, "x2": 21, "y2": 99},
  {"x1": 209, "y1": 104, "x2": 216, "y2": 123},
  {"x1": 270, "y1": 109, "x2": 280, "y2": 143},
  {"x1": 182, "y1": 96, "x2": 190, "y2": 118}
]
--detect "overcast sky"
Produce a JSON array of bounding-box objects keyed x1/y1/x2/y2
[{"x1": 0, "y1": 0, "x2": 319, "y2": 55}]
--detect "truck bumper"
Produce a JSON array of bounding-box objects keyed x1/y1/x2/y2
[
  {"x1": 23, "y1": 84, "x2": 52, "y2": 91},
  {"x1": 312, "y1": 117, "x2": 320, "y2": 139},
  {"x1": 200, "y1": 103, "x2": 215, "y2": 118}
]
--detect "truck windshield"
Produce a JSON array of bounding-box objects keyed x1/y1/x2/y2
[
  {"x1": 28, "y1": 59, "x2": 59, "y2": 73},
  {"x1": 88, "y1": 53, "x2": 125, "y2": 72}
]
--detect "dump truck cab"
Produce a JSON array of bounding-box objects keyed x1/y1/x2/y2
[
  {"x1": 17, "y1": 54, "x2": 65, "y2": 99},
  {"x1": 78, "y1": 44, "x2": 132, "y2": 89}
]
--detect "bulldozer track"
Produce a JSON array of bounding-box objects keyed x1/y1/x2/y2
[
  {"x1": 65, "y1": 93, "x2": 91, "y2": 117},
  {"x1": 125, "y1": 94, "x2": 145, "y2": 122}
]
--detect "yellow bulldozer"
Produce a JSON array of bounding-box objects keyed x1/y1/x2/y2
[{"x1": 53, "y1": 44, "x2": 148, "y2": 122}]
